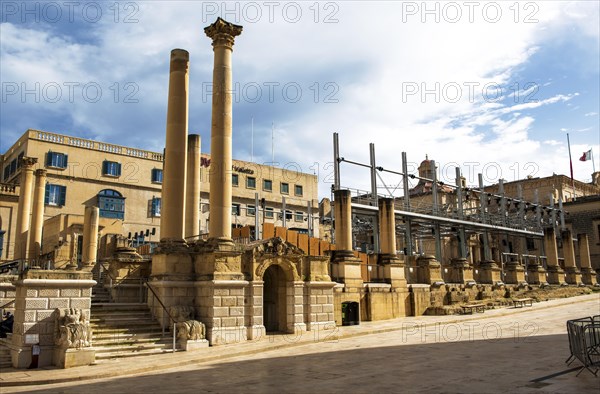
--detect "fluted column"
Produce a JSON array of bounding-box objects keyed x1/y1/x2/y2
[
  {"x1": 15, "y1": 157, "x2": 37, "y2": 260},
  {"x1": 185, "y1": 134, "x2": 201, "y2": 238},
  {"x1": 81, "y1": 206, "x2": 99, "y2": 267},
  {"x1": 205, "y1": 18, "x2": 243, "y2": 241},
  {"x1": 334, "y1": 189, "x2": 353, "y2": 252},
  {"x1": 28, "y1": 169, "x2": 47, "y2": 262},
  {"x1": 161, "y1": 49, "x2": 189, "y2": 242}
]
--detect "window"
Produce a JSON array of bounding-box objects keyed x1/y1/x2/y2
[
  {"x1": 526, "y1": 237, "x2": 535, "y2": 250},
  {"x1": 295, "y1": 185, "x2": 303, "y2": 196},
  {"x1": 102, "y1": 160, "x2": 121, "y2": 177},
  {"x1": 285, "y1": 210, "x2": 293, "y2": 220},
  {"x1": 247, "y1": 205, "x2": 256, "y2": 216},
  {"x1": 232, "y1": 203, "x2": 241, "y2": 216},
  {"x1": 246, "y1": 176, "x2": 256, "y2": 189},
  {"x1": 263, "y1": 179, "x2": 272, "y2": 191},
  {"x1": 16, "y1": 152, "x2": 24, "y2": 168},
  {"x1": 280, "y1": 182, "x2": 289, "y2": 194},
  {"x1": 151, "y1": 169, "x2": 163, "y2": 183},
  {"x1": 0, "y1": 230, "x2": 5, "y2": 258},
  {"x1": 98, "y1": 189, "x2": 125, "y2": 219},
  {"x1": 151, "y1": 197, "x2": 161, "y2": 217},
  {"x1": 3, "y1": 166, "x2": 9, "y2": 181},
  {"x1": 45, "y1": 184, "x2": 66, "y2": 206},
  {"x1": 295, "y1": 211, "x2": 303, "y2": 222},
  {"x1": 9, "y1": 159, "x2": 17, "y2": 175},
  {"x1": 46, "y1": 151, "x2": 68, "y2": 169},
  {"x1": 232, "y1": 174, "x2": 239, "y2": 186},
  {"x1": 265, "y1": 207, "x2": 274, "y2": 219}
]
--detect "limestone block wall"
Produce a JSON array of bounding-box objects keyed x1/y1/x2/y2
[
  {"x1": 304, "y1": 282, "x2": 335, "y2": 331},
  {"x1": 10, "y1": 270, "x2": 94, "y2": 368},
  {"x1": 0, "y1": 275, "x2": 17, "y2": 314}
]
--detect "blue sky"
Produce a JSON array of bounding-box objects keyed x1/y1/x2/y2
[{"x1": 1, "y1": 1, "x2": 599, "y2": 198}]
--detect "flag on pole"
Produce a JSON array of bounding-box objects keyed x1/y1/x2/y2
[{"x1": 579, "y1": 149, "x2": 592, "y2": 161}]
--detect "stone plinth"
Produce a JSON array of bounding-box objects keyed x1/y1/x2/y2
[
  {"x1": 525, "y1": 264, "x2": 547, "y2": 285},
  {"x1": 478, "y1": 260, "x2": 502, "y2": 284},
  {"x1": 409, "y1": 284, "x2": 431, "y2": 316},
  {"x1": 416, "y1": 255, "x2": 444, "y2": 285},
  {"x1": 545, "y1": 265, "x2": 565, "y2": 285},
  {"x1": 53, "y1": 347, "x2": 95, "y2": 369},
  {"x1": 564, "y1": 267, "x2": 582, "y2": 286},
  {"x1": 332, "y1": 250, "x2": 363, "y2": 291},
  {"x1": 580, "y1": 267, "x2": 598, "y2": 286},
  {"x1": 305, "y1": 281, "x2": 336, "y2": 331},
  {"x1": 504, "y1": 261, "x2": 526, "y2": 285},
  {"x1": 105, "y1": 247, "x2": 151, "y2": 303},
  {"x1": 178, "y1": 338, "x2": 209, "y2": 351},
  {"x1": 379, "y1": 254, "x2": 407, "y2": 289},
  {"x1": 448, "y1": 258, "x2": 474, "y2": 284},
  {"x1": 10, "y1": 270, "x2": 95, "y2": 369}
]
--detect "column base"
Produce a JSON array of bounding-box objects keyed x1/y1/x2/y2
[
  {"x1": 580, "y1": 267, "x2": 598, "y2": 286},
  {"x1": 504, "y1": 262, "x2": 526, "y2": 284},
  {"x1": 479, "y1": 260, "x2": 502, "y2": 285},
  {"x1": 416, "y1": 255, "x2": 444, "y2": 285},
  {"x1": 449, "y1": 258, "x2": 474, "y2": 284},
  {"x1": 525, "y1": 265, "x2": 547, "y2": 285},
  {"x1": 53, "y1": 347, "x2": 95, "y2": 368},
  {"x1": 546, "y1": 266, "x2": 565, "y2": 285},
  {"x1": 564, "y1": 267, "x2": 582, "y2": 285}
]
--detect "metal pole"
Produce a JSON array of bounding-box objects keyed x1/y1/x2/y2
[
  {"x1": 559, "y1": 197, "x2": 565, "y2": 231},
  {"x1": 455, "y1": 167, "x2": 467, "y2": 259},
  {"x1": 432, "y1": 160, "x2": 442, "y2": 262},
  {"x1": 550, "y1": 194, "x2": 556, "y2": 234},
  {"x1": 535, "y1": 189, "x2": 545, "y2": 258},
  {"x1": 401, "y1": 152, "x2": 413, "y2": 257},
  {"x1": 282, "y1": 196, "x2": 287, "y2": 228},
  {"x1": 478, "y1": 174, "x2": 491, "y2": 261},
  {"x1": 307, "y1": 201, "x2": 313, "y2": 237},
  {"x1": 255, "y1": 192, "x2": 260, "y2": 240},
  {"x1": 333, "y1": 132, "x2": 341, "y2": 191},
  {"x1": 370, "y1": 143, "x2": 379, "y2": 253}
]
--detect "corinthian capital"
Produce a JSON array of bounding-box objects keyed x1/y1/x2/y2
[{"x1": 205, "y1": 17, "x2": 243, "y2": 50}]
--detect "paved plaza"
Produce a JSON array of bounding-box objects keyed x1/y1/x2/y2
[{"x1": 1, "y1": 293, "x2": 599, "y2": 393}]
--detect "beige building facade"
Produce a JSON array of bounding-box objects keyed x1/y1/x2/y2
[{"x1": 0, "y1": 129, "x2": 319, "y2": 263}]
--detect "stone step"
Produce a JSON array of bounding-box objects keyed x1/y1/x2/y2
[
  {"x1": 0, "y1": 345, "x2": 11, "y2": 369},
  {"x1": 94, "y1": 346, "x2": 173, "y2": 361},
  {"x1": 93, "y1": 336, "x2": 171, "y2": 347},
  {"x1": 91, "y1": 303, "x2": 149, "y2": 311},
  {"x1": 93, "y1": 331, "x2": 170, "y2": 341},
  {"x1": 90, "y1": 312, "x2": 152, "y2": 321},
  {"x1": 91, "y1": 326, "x2": 164, "y2": 336}
]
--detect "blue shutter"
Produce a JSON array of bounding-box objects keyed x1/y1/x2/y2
[
  {"x1": 102, "y1": 161, "x2": 108, "y2": 175},
  {"x1": 59, "y1": 186, "x2": 66, "y2": 206},
  {"x1": 44, "y1": 184, "x2": 50, "y2": 205},
  {"x1": 46, "y1": 152, "x2": 52, "y2": 166},
  {"x1": 62, "y1": 154, "x2": 68, "y2": 168},
  {"x1": 116, "y1": 163, "x2": 122, "y2": 176}
]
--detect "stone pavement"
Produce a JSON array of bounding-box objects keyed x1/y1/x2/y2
[{"x1": 1, "y1": 293, "x2": 599, "y2": 393}]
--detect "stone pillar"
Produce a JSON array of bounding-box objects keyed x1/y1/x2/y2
[
  {"x1": 161, "y1": 49, "x2": 189, "y2": 242},
  {"x1": 334, "y1": 189, "x2": 353, "y2": 252},
  {"x1": 561, "y1": 229, "x2": 581, "y2": 285},
  {"x1": 577, "y1": 233, "x2": 597, "y2": 285},
  {"x1": 378, "y1": 198, "x2": 406, "y2": 288},
  {"x1": 185, "y1": 134, "x2": 201, "y2": 239},
  {"x1": 543, "y1": 227, "x2": 564, "y2": 284},
  {"x1": 504, "y1": 260, "x2": 526, "y2": 285},
  {"x1": 81, "y1": 206, "x2": 99, "y2": 268},
  {"x1": 14, "y1": 157, "x2": 37, "y2": 261},
  {"x1": 28, "y1": 169, "x2": 47, "y2": 263},
  {"x1": 205, "y1": 18, "x2": 243, "y2": 242}
]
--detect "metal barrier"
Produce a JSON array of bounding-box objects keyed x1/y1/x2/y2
[{"x1": 566, "y1": 316, "x2": 600, "y2": 376}]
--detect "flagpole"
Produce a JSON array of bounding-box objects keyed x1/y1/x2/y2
[{"x1": 567, "y1": 133, "x2": 576, "y2": 201}]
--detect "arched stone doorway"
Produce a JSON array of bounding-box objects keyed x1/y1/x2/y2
[{"x1": 263, "y1": 264, "x2": 287, "y2": 332}]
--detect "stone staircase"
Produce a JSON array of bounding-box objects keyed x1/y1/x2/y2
[
  {"x1": 91, "y1": 282, "x2": 173, "y2": 361},
  {"x1": 0, "y1": 339, "x2": 12, "y2": 369}
]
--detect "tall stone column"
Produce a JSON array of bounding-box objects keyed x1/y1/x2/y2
[
  {"x1": 185, "y1": 134, "x2": 201, "y2": 239},
  {"x1": 543, "y1": 227, "x2": 564, "y2": 284},
  {"x1": 378, "y1": 198, "x2": 406, "y2": 288},
  {"x1": 28, "y1": 169, "x2": 47, "y2": 263},
  {"x1": 161, "y1": 49, "x2": 189, "y2": 242},
  {"x1": 205, "y1": 17, "x2": 243, "y2": 242},
  {"x1": 578, "y1": 233, "x2": 597, "y2": 285},
  {"x1": 561, "y1": 230, "x2": 581, "y2": 285},
  {"x1": 15, "y1": 157, "x2": 37, "y2": 261},
  {"x1": 81, "y1": 206, "x2": 99, "y2": 268},
  {"x1": 334, "y1": 189, "x2": 353, "y2": 253},
  {"x1": 378, "y1": 198, "x2": 395, "y2": 255}
]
